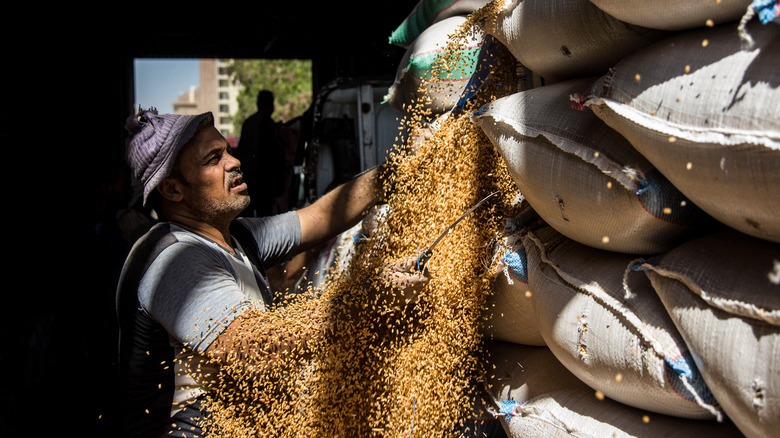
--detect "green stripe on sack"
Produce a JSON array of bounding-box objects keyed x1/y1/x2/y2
[
  {"x1": 389, "y1": 0, "x2": 461, "y2": 47},
  {"x1": 407, "y1": 46, "x2": 480, "y2": 80}
]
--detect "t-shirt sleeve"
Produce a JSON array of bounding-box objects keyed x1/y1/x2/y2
[
  {"x1": 235, "y1": 211, "x2": 302, "y2": 268},
  {"x1": 138, "y1": 241, "x2": 254, "y2": 354}
]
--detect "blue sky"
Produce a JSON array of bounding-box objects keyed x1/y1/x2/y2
[{"x1": 133, "y1": 58, "x2": 200, "y2": 114}]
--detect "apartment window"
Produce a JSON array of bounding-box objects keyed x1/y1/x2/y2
[
  {"x1": 219, "y1": 104, "x2": 230, "y2": 113},
  {"x1": 219, "y1": 79, "x2": 229, "y2": 87},
  {"x1": 220, "y1": 117, "x2": 232, "y2": 125},
  {"x1": 219, "y1": 92, "x2": 230, "y2": 100}
]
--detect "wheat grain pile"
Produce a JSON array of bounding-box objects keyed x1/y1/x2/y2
[{"x1": 198, "y1": 3, "x2": 522, "y2": 437}]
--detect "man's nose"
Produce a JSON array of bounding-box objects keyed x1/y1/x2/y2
[{"x1": 227, "y1": 150, "x2": 241, "y2": 169}]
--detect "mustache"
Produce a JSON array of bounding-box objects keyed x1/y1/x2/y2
[{"x1": 228, "y1": 168, "x2": 244, "y2": 188}]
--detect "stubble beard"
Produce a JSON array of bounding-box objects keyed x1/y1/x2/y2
[
  {"x1": 192, "y1": 193, "x2": 250, "y2": 224},
  {"x1": 183, "y1": 174, "x2": 251, "y2": 225}
]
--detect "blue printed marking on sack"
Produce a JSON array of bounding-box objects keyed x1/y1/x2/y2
[
  {"x1": 634, "y1": 170, "x2": 703, "y2": 225},
  {"x1": 664, "y1": 352, "x2": 718, "y2": 405},
  {"x1": 501, "y1": 248, "x2": 528, "y2": 283},
  {"x1": 754, "y1": 0, "x2": 780, "y2": 24},
  {"x1": 452, "y1": 35, "x2": 501, "y2": 116},
  {"x1": 500, "y1": 400, "x2": 519, "y2": 423}
]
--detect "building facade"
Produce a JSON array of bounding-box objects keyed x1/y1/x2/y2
[{"x1": 172, "y1": 59, "x2": 242, "y2": 138}]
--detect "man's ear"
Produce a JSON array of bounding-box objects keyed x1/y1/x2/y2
[{"x1": 157, "y1": 178, "x2": 184, "y2": 203}]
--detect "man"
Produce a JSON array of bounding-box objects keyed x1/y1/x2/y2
[
  {"x1": 116, "y1": 108, "x2": 424, "y2": 437},
  {"x1": 234, "y1": 90, "x2": 287, "y2": 217}
]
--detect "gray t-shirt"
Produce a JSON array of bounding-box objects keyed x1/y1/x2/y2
[{"x1": 135, "y1": 211, "x2": 301, "y2": 413}]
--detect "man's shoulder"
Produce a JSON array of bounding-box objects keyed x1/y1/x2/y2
[
  {"x1": 129, "y1": 222, "x2": 177, "y2": 257},
  {"x1": 241, "y1": 112, "x2": 262, "y2": 127},
  {"x1": 130, "y1": 222, "x2": 219, "y2": 264}
]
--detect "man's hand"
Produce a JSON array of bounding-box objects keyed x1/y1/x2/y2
[{"x1": 378, "y1": 256, "x2": 430, "y2": 306}]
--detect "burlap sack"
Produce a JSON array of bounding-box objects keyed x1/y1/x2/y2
[
  {"x1": 483, "y1": 212, "x2": 545, "y2": 346},
  {"x1": 488, "y1": 0, "x2": 668, "y2": 83},
  {"x1": 497, "y1": 388, "x2": 744, "y2": 438},
  {"x1": 483, "y1": 342, "x2": 591, "y2": 408},
  {"x1": 588, "y1": 0, "x2": 752, "y2": 31},
  {"x1": 523, "y1": 226, "x2": 721, "y2": 419},
  {"x1": 641, "y1": 231, "x2": 780, "y2": 438},
  {"x1": 475, "y1": 77, "x2": 706, "y2": 254},
  {"x1": 483, "y1": 342, "x2": 743, "y2": 438},
  {"x1": 587, "y1": 20, "x2": 780, "y2": 244},
  {"x1": 385, "y1": 16, "x2": 483, "y2": 116},
  {"x1": 388, "y1": 0, "x2": 493, "y2": 48}
]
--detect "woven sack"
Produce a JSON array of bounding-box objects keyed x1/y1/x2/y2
[
  {"x1": 588, "y1": 0, "x2": 752, "y2": 31},
  {"x1": 483, "y1": 342, "x2": 591, "y2": 409},
  {"x1": 587, "y1": 20, "x2": 780, "y2": 244},
  {"x1": 475, "y1": 77, "x2": 706, "y2": 254},
  {"x1": 497, "y1": 387, "x2": 745, "y2": 438},
  {"x1": 488, "y1": 0, "x2": 667, "y2": 83},
  {"x1": 523, "y1": 226, "x2": 721, "y2": 419},
  {"x1": 484, "y1": 210, "x2": 545, "y2": 346},
  {"x1": 388, "y1": 0, "x2": 493, "y2": 48},
  {"x1": 641, "y1": 231, "x2": 780, "y2": 438},
  {"x1": 385, "y1": 16, "x2": 483, "y2": 116}
]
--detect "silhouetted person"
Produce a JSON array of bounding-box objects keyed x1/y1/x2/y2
[{"x1": 235, "y1": 90, "x2": 287, "y2": 217}]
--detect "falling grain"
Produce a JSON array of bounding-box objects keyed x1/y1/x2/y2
[{"x1": 198, "y1": 2, "x2": 523, "y2": 437}]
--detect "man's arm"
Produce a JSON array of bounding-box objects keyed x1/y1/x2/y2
[
  {"x1": 205, "y1": 164, "x2": 434, "y2": 373},
  {"x1": 203, "y1": 276, "x2": 422, "y2": 375},
  {"x1": 204, "y1": 306, "x2": 325, "y2": 375},
  {"x1": 295, "y1": 165, "x2": 386, "y2": 252}
]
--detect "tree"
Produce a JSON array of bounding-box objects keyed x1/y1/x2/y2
[{"x1": 229, "y1": 59, "x2": 313, "y2": 135}]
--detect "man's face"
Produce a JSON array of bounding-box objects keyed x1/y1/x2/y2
[{"x1": 172, "y1": 125, "x2": 250, "y2": 222}]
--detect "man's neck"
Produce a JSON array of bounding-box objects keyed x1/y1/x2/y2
[{"x1": 167, "y1": 214, "x2": 235, "y2": 254}]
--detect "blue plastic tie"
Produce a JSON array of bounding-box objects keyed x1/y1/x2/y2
[{"x1": 410, "y1": 398, "x2": 416, "y2": 438}]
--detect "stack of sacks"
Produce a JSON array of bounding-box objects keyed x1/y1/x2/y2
[
  {"x1": 522, "y1": 225, "x2": 722, "y2": 420},
  {"x1": 474, "y1": 77, "x2": 707, "y2": 255},
  {"x1": 484, "y1": 341, "x2": 745, "y2": 437},
  {"x1": 638, "y1": 231, "x2": 780, "y2": 438},
  {"x1": 388, "y1": 0, "x2": 493, "y2": 48},
  {"x1": 465, "y1": 1, "x2": 779, "y2": 437},
  {"x1": 586, "y1": 18, "x2": 780, "y2": 243},
  {"x1": 385, "y1": 15, "x2": 485, "y2": 116},
  {"x1": 488, "y1": 0, "x2": 669, "y2": 84}
]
